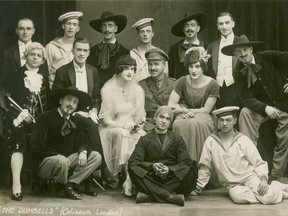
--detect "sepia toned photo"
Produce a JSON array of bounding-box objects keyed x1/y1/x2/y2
[{"x1": 0, "y1": 0, "x2": 288, "y2": 215}]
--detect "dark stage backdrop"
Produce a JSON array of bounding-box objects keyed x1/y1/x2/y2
[{"x1": 0, "y1": 0, "x2": 287, "y2": 52}]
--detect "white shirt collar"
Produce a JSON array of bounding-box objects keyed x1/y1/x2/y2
[
  {"x1": 103, "y1": 38, "x2": 116, "y2": 44},
  {"x1": 18, "y1": 40, "x2": 32, "y2": 47},
  {"x1": 73, "y1": 61, "x2": 85, "y2": 71},
  {"x1": 183, "y1": 38, "x2": 200, "y2": 45},
  {"x1": 220, "y1": 33, "x2": 234, "y2": 42},
  {"x1": 57, "y1": 108, "x2": 71, "y2": 119},
  {"x1": 251, "y1": 55, "x2": 256, "y2": 64}
]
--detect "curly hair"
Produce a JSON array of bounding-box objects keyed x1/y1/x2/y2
[{"x1": 23, "y1": 42, "x2": 47, "y2": 61}]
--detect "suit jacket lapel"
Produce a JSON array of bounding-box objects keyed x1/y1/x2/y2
[
  {"x1": 160, "y1": 131, "x2": 174, "y2": 155},
  {"x1": 67, "y1": 62, "x2": 76, "y2": 86},
  {"x1": 86, "y1": 65, "x2": 93, "y2": 96},
  {"x1": 12, "y1": 44, "x2": 21, "y2": 67},
  {"x1": 149, "y1": 131, "x2": 162, "y2": 153},
  {"x1": 212, "y1": 40, "x2": 220, "y2": 74}
]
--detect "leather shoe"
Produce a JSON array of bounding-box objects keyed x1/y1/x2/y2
[
  {"x1": 103, "y1": 177, "x2": 119, "y2": 189},
  {"x1": 11, "y1": 192, "x2": 23, "y2": 201},
  {"x1": 166, "y1": 194, "x2": 185, "y2": 206},
  {"x1": 64, "y1": 184, "x2": 82, "y2": 200},
  {"x1": 136, "y1": 192, "x2": 152, "y2": 203},
  {"x1": 85, "y1": 181, "x2": 98, "y2": 196}
]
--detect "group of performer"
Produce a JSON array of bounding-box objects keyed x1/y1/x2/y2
[{"x1": 0, "y1": 9, "x2": 288, "y2": 207}]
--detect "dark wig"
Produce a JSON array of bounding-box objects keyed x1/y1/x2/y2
[
  {"x1": 115, "y1": 55, "x2": 137, "y2": 75},
  {"x1": 184, "y1": 50, "x2": 208, "y2": 73}
]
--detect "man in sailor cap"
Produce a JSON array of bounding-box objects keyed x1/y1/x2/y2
[
  {"x1": 191, "y1": 106, "x2": 288, "y2": 205},
  {"x1": 46, "y1": 11, "x2": 83, "y2": 88},
  {"x1": 130, "y1": 18, "x2": 156, "y2": 82},
  {"x1": 221, "y1": 35, "x2": 288, "y2": 182}
]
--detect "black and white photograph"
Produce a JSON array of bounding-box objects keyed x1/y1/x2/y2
[{"x1": 0, "y1": 0, "x2": 288, "y2": 215}]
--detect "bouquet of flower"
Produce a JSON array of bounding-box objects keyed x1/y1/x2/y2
[{"x1": 23, "y1": 70, "x2": 43, "y2": 117}]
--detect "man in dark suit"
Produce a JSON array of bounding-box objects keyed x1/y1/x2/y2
[
  {"x1": 222, "y1": 35, "x2": 288, "y2": 182},
  {"x1": 168, "y1": 12, "x2": 207, "y2": 79},
  {"x1": 52, "y1": 37, "x2": 100, "y2": 115},
  {"x1": 31, "y1": 87, "x2": 102, "y2": 200},
  {"x1": 1, "y1": 18, "x2": 35, "y2": 85},
  {"x1": 87, "y1": 11, "x2": 129, "y2": 88},
  {"x1": 128, "y1": 106, "x2": 197, "y2": 206},
  {"x1": 207, "y1": 12, "x2": 240, "y2": 108},
  {"x1": 52, "y1": 37, "x2": 108, "y2": 185}
]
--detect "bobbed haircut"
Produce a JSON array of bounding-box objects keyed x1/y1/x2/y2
[{"x1": 115, "y1": 55, "x2": 137, "y2": 75}]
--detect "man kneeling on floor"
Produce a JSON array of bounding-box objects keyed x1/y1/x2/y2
[
  {"x1": 31, "y1": 87, "x2": 102, "y2": 200},
  {"x1": 191, "y1": 106, "x2": 288, "y2": 204},
  {"x1": 128, "y1": 106, "x2": 197, "y2": 206}
]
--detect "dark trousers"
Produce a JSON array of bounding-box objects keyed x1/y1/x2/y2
[
  {"x1": 129, "y1": 167, "x2": 197, "y2": 203},
  {"x1": 216, "y1": 82, "x2": 240, "y2": 108}
]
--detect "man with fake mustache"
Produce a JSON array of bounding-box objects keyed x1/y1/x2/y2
[
  {"x1": 168, "y1": 12, "x2": 207, "y2": 79},
  {"x1": 30, "y1": 87, "x2": 102, "y2": 200}
]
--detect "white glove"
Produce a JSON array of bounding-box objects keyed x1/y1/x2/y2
[{"x1": 13, "y1": 109, "x2": 33, "y2": 127}]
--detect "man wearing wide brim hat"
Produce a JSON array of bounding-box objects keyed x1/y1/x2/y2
[
  {"x1": 87, "y1": 11, "x2": 129, "y2": 88},
  {"x1": 46, "y1": 11, "x2": 83, "y2": 88},
  {"x1": 130, "y1": 18, "x2": 157, "y2": 82},
  {"x1": 168, "y1": 12, "x2": 207, "y2": 79},
  {"x1": 139, "y1": 48, "x2": 176, "y2": 131},
  {"x1": 222, "y1": 34, "x2": 288, "y2": 182},
  {"x1": 31, "y1": 86, "x2": 102, "y2": 200},
  {"x1": 191, "y1": 106, "x2": 288, "y2": 205}
]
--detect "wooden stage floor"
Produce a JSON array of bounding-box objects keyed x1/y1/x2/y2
[{"x1": 1, "y1": 181, "x2": 288, "y2": 216}]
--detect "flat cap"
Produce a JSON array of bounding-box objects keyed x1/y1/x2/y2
[
  {"x1": 58, "y1": 11, "x2": 83, "y2": 23},
  {"x1": 212, "y1": 106, "x2": 239, "y2": 118},
  {"x1": 131, "y1": 18, "x2": 154, "y2": 31},
  {"x1": 145, "y1": 47, "x2": 169, "y2": 61}
]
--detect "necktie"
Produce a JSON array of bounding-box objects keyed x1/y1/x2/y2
[
  {"x1": 98, "y1": 43, "x2": 117, "y2": 69},
  {"x1": 240, "y1": 63, "x2": 262, "y2": 88},
  {"x1": 60, "y1": 118, "x2": 77, "y2": 136}
]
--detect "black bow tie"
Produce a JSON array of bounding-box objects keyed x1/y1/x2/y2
[
  {"x1": 98, "y1": 43, "x2": 117, "y2": 69},
  {"x1": 60, "y1": 118, "x2": 77, "y2": 136},
  {"x1": 240, "y1": 63, "x2": 262, "y2": 88}
]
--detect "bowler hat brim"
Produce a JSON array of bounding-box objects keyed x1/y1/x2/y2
[
  {"x1": 49, "y1": 87, "x2": 92, "y2": 111},
  {"x1": 89, "y1": 15, "x2": 127, "y2": 34},
  {"x1": 221, "y1": 41, "x2": 263, "y2": 56},
  {"x1": 171, "y1": 12, "x2": 207, "y2": 37}
]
